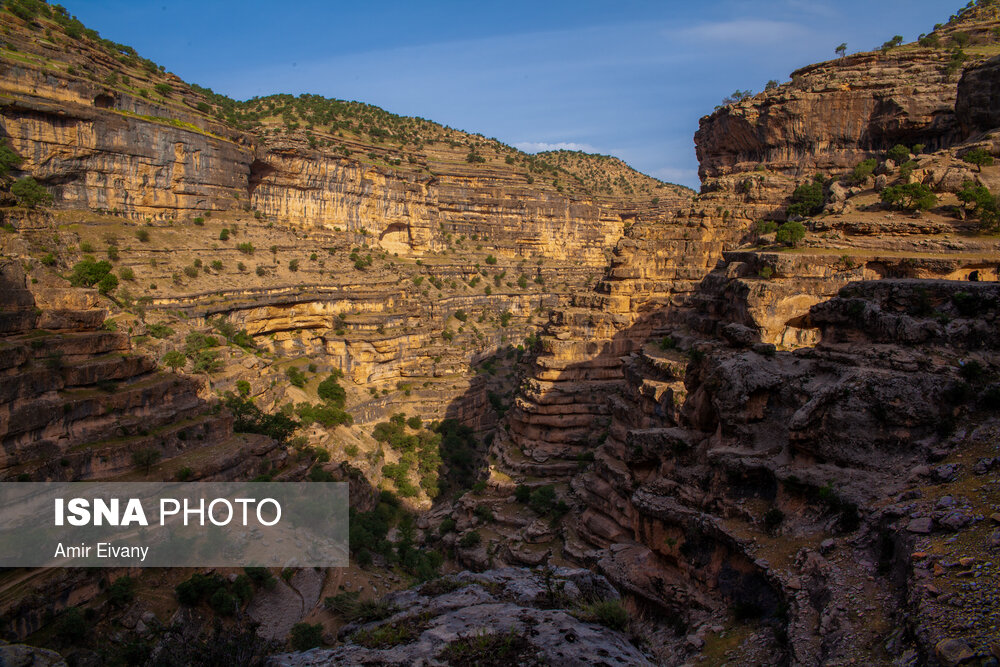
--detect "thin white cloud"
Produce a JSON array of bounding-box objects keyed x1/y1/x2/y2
[
  {"x1": 672, "y1": 19, "x2": 810, "y2": 46},
  {"x1": 782, "y1": 0, "x2": 838, "y2": 18},
  {"x1": 514, "y1": 141, "x2": 598, "y2": 153}
]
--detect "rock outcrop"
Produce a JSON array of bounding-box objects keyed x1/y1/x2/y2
[
  {"x1": 695, "y1": 3, "x2": 1000, "y2": 213},
  {"x1": 956, "y1": 54, "x2": 1000, "y2": 139},
  {"x1": 268, "y1": 567, "x2": 651, "y2": 667}
]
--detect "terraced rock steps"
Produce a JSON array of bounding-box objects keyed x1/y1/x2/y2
[
  {"x1": 0, "y1": 259, "x2": 281, "y2": 482},
  {"x1": 561, "y1": 279, "x2": 1000, "y2": 664}
]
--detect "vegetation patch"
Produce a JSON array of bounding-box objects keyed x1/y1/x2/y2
[
  {"x1": 438, "y1": 628, "x2": 545, "y2": 667},
  {"x1": 350, "y1": 613, "x2": 432, "y2": 649}
]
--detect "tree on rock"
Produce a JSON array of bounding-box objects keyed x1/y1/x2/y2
[
  {"x1": 786, "y1": 177, "x2": 825, "y2": 218},
  {"x1": 132, "y1": 448, "x2": 161, "y2": 476},
  {"x1": 957, "y1": 181, "x2": 1000, "y2": 231},
  {"x1": 775, "y1": 221, "x2": 806, "y2": 246},
  {"x1": 886, "y1": 144, "x2": 911, "y2": 164},
  {"x1": 11, "y1": 177, "x2": 52, "y2": 208},
  {"x1": 962, "y1": 148, "x2": 994, "y2": 172},
  {"x1": 835, "y1": 43, "x2": 847, "y2": 58},
  {"x1": 881, "y1": 183, "x2": 937, "y2": 211}
]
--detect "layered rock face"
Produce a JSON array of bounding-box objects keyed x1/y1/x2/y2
[
  {"x1": 0, "y1": 18, "x2": 691, "y2": 267},
  {"x1": 1, "y1": 64, "x2": 251, "y2": 217},
  {"x1": 0, "y1": 259, "x2": 282, "y2": 482},
  {"x1": 250, "y1": 145, "x2": 659, "y2": 264},
  {"x1": 957, "y1": 53, "x2": 1000, "y2": 138},
  {"x1": 695, "y1": 50, "x2": 963, "y2": 180},
  {"x1": 694, "y1": 5, "x2": 1000, "y2": 213},
  {"x1": 498, "y1": 203, "x2": 750, "y2": 479},
  {"x1": 568, "y1": 278, "x2": 1000, "y2": 664}
]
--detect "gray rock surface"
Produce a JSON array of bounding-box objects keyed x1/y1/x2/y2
[
  {"x1": 267, "y1": 567, "x2": 651, "y2": 666},
  {"x1": 0, "y1": 643, "x2": 67, "y2": 667}
]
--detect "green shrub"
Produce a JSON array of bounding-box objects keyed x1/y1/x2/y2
[
  {"x1": 54, "y1": 607, "x2": 87, "y2": 644},
  {"x1": 528, "y1": 485, "x2": 558, "y2": 515},
  {"x1": 107, "y1": 577, "x2": 136, "y2": 607},
  {"x1": 131, "y1": 448, "x2": 161, "y2": 475},
  {"x1": 11, "y1": 177, "x2": 52, "y2": 208},
  {"x1": 237, "y1": 242, "x2": 254, "y2": 254},
  {"x1": 583, "y1": 600, "x2": 629, "y2": 631},
  {"x1": 119, "y1": 266, "x2": 135, "y2": 281},
  {"x1": 763, "y1": 507, "x2": 785, "y2": 533},
  {"x1": 135, "y1": 229, "x2": 150, "y2": 242},
  {"x1": 0, "y1": 139, "x2": 23, "y2": 177},
  {"x1": 756, "y1": 220, "x2": 778, "y2": 234},
  {"x1": 285, "y1": 366, "x2": 307, "y2": 388},
  {"x1": 786, "y1": 180, "x2": 824, "y2": 218},
  {"x1": 69, "y1": 258, "x2": 113, "y2": 288},
  {"x1": 957, "y1": 181, "x2": 1000, "y2": 230},
  {"x1": 224, "y1": 394, "x2": 299, "y2": 443},
  {"x1": 317, "y1": 374, "x2": 347, "y2": 407},
  {"x1": 850, "y1": 158, "x2": 877, "y2": 183},
  {"x1": 885, "y1": 144, "x2": 911, "y2": 163},
  {"x1": 881, "y1": 183, "x2": 936, "y2": 211},
  {"x1": 154, "y1": 82, "x2": 172, "y2": 96},
  {"x1": 161, "y1": 350, "x2": 186, "y2": 370},
  {"x1": 963, "y1": 147, "x2": 994, "y2": 171},
  {"x1": 775, "y1": 220, "x2": 806, "y2": 246},
  {"x1": 458, "y1": 531, "x2": 481, "y2": 548},
  {"x1": 244, "y1": 567, "x2": 277, "y2": 589},
  {"x1": 514, "y1": 484, "x2": 531, "y2": 503},
  {"x1": 147, "y1": 323, "x2": 174, "y2": 339}
]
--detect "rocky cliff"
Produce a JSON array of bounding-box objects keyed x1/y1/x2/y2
[
  {"x1": 1, "y1": 0, "x2": 999, "y2": 664},
  {"x1": 695, "y1": 2, "x2": 1000, "y2": 216}
]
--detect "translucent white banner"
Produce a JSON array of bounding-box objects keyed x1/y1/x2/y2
[{"x1": 0, "y1": 483, "x2": 348, "y2": 567}]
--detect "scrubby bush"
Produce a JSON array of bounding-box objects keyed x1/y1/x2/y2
[
  {"x1": 963, "y1": 147, "x2": 994, "y2": 171},
  {"x1": 881, "y1": 183, "x2": 936, "y2": 211},
  {"x1": 223, "y1": 394, "x2": 299, "y2": 443},
  {"x1": 161, "y1": 350, "x2": 185, "y2": 370},
  {"x1": 583, "y1": 600, "x2": 629, "y2": 631},
  {"x1": 786, "y1": 179, "x2": 824, "y2": 218},
  {"x1": 11, "y1": 177, "x2": 52, "y2": 208},
  {"x1": 458, "y1": 531, "x2": 481, "y2": 548},
  {"x1": 147, "y1": 323, "x2": 174, "y2": 339},
  {"x1": 317, "y1": 374, "x2": 347, "y2": 407},
  {"x1": 850, "y1": 158, "x2": 878, "y2": 184},
  {"x1": 957, "y1": 180, "x2": 1000, "y2": 230},
  {"x1": 69, "y1": 258, "x2": 113, "y2": 287},
  {"x1": 885, "y1": 144, "x2": 911, "y2": 163},
  {"x1": 775, "y1": 220, "x2": 806, "y2": 246},
  {"x1": 290, "y1": 623, "x2": 323, "y2": 650},
  {"x1": 285, "y1": 366, "x2": 307, "y2": 388}
]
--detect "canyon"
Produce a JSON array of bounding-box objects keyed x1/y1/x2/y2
[{"x1": 0, "y1": 1, "x2": 999, "y2": 666}]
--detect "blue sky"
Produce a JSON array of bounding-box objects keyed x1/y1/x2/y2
[{"x1": 66, "y1": 1, "x2": 960, "y2": 188}]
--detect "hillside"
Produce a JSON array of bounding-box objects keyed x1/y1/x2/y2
[{"x1": 0, "y1": 0, "x2": 999, "y2": 665}]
